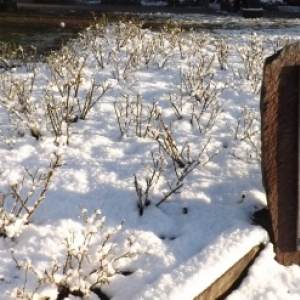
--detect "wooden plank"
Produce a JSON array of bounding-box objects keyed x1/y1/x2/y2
[{"x1": 194, "y1": 244, "x2": 263, "y2": 300}]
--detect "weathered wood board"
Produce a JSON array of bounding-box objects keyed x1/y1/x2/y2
[
  {"x1": 261, "y1": 42, "x2": 300, "y2": 265},
  {"x1": 194, "y1": 245, "x2": 263, "y2": 300}
]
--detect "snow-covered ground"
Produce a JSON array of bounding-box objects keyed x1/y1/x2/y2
[{"x1": 1, "y1": 12, "x2": 300, "y2": 300}]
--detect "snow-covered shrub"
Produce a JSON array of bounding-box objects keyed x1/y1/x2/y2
[
  {"x1": 0, "y1": 43, "x2": 25, "y2": 71},
  {"x1": 215, "y1": 35, "x2": 230, "y2": 71},
  {"x1": 0, "y1": 70, "x2": 44, "y2": 140},
  {"x1": 180, "y1": 57, "x2": 225, "y2": 134},
  {"x1": 236, "y1": 32, "x2": 265, "y2": 93},
  {"x1": 0, "y1": 207, "x2": 27, "y2": 239},
  {"x1": 45, "y1": 40, "x2": 112, "y2": 145},
  {"x1": 8, "y1": 209, "x2": 136, "y2": 300},
  {"x1": 134, "y1": 151, "x2": 167, "y2": 215},
  {"x1": 0, "y1": 127, "x2": 17, "y2": 149},
  {"x1": 227, "y1": 106, "x2": 261, "y2": 163},
  {"x1": 0, "y1": 153, "x2": 61, "y2": 239},
  {"x1": 134, "y1": 135, "x2": 218, "y2": 214},
  {"x1": 267, "y1": 35, "x2": 291, "y2": 53},
  {"x1": 148, "y1": 118, "x2": 192, "y2": 168},
  {"x1": 113, "y1": 94, "x2": 156, "y2": 139}
]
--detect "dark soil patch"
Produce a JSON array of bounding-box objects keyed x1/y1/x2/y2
[
  {"x1": 0, "y1": 13, "x2": 91, "y2": 55},
  {"x1": 252, "y1": 207, "x2": 274, "y2": 244}
]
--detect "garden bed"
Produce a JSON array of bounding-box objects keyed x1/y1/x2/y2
[{"x1": 0, "y1": 9, "x2": 299, "y2": 300}]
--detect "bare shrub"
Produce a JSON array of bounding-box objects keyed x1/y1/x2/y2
[
  {"x1": 236, "y1": 33, "x2": 264, "y2": 93},
  {"x1": 215, "y1": 35, "x2": 229, "y2": 70},
  {"x1": 0, "y1": 71, "x2": 44, "y2": 140},
  {"x1": 227, "y1": 106, "x2": 261, "y2": 163},
  {"x1": 0, "y1": 153, "x2": 61, "y2": 238},
  {"x1": 114, "y1": 95, "x2": 160, "y2": 139}
]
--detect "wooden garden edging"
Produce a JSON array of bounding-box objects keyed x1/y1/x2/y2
[{"x1": 194, "y1": 244, "x2": 264, "y2": 300}]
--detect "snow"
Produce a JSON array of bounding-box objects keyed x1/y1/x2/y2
[
  {"x1": 0, "y1": 11, "x2": 300, "y2": 300},
  {"x1": 227, "y1": 244, "x2": 300, "y2": 300}
]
